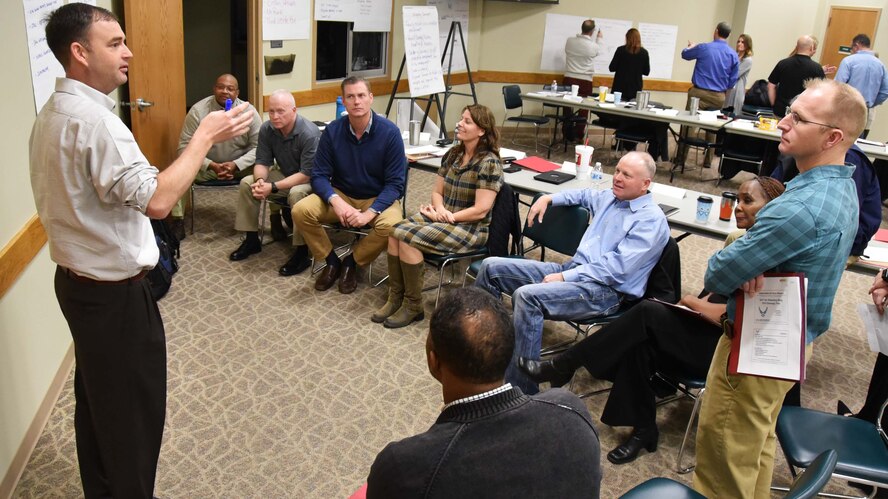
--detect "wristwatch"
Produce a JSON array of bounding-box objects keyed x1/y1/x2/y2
[
  {"x1": 271, "y1": 182, "x2": 279, "y2": 194},
  {"x1": 881, "y1": 268, "x2": 888, "y2": 282}
]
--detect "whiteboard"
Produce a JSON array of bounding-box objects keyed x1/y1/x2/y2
[
  {"x1": 539, "y1": 14, "x2": 631, "y2": 75},
  {"x1": 402, "y1": 6, "x2": 445, "y2": 97},
  {"x1": 428, "y1": 0, "x2": 469, "y2": 72},
  {"x1": 639, "y1": 22, "x2": 678, "y2": 79},
  {"x1": 263, "y1": 0, "x2": 310, "y2": 40}
]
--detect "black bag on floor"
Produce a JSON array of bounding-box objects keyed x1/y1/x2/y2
[{"x1": 147, "y1": 219, "x2": 180, "y2": 300}]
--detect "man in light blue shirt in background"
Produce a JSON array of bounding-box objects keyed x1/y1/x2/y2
[
  {"x1": 835, "y1": 33, "x2": 888, "y2": 139},
  {"x1": 475, "y1": 151, "x2": 669, "y2": 394}
]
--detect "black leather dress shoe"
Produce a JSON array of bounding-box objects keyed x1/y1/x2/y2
[
  {"x1": 338, "y1": 265, "x2": 359, "y2": 294},
  {"x1": 607, "y1": 426, "x2": 659, "y2": 465},
  {"x1": 517, "y1": 357, "x2": 573, "y2": 387},
  {"x1": 314, "y1": 264, "x2": 341, "y2": 291},
  {"x1": 229, "y1": 238, "x2": 261, "y2": 261},
  {"x1": 279, "y1": 252, "x2": 311, "y2": 276}
]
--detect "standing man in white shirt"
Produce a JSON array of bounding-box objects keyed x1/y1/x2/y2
[
  {"x1": 31, "y1": 4, "x2": 252, "y2": 497},
  {"x1": 563, "y1": 19, "x2": 603, "y2": 142}
]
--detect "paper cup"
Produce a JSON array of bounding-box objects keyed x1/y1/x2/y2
[
  {"x1": 613, "y1": 91, "x2": 622, "y2": 105},
  {"x1": 571, "y1": 84, "x2": 579, "y2": 97},
  {"x1": 575, "y1": 145, "x2": 594, "y2": 169},
  {"x1": 598, "y1": 86, "x2": 608, "y2": 103}
]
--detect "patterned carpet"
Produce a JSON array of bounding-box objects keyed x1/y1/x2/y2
[{"x1": 13, "y1": 134, "x2": 881, "y2": 498}]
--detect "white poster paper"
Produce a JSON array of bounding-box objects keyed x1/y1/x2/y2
[
  {"x1": 639, "y1": 22, "x2": 678, "y2": 80},
  {"x1": 263, "y1": 0, "x2": 310, "y2": 40},
  {"x1": 315, "y1": 0, "x2": 355, "y2": 22},
  {"x1": 428, "y1": 0, "x2": 469, "y2": 72},
  {"x1": 23, "y1": 0, "x2": 65, "y2": 113},
  {"x1": 540, "y1": 14, "x2": 631, "y2": 75},
  {"x1": 353, "y1": 0, "x2": 392, "y2": 32},
  {"x1": 402, "y1": 6, "x2": 445, "y2": 97},
  {"x1": 857, "y1": 303, "x2": 888, "y2": 355}
]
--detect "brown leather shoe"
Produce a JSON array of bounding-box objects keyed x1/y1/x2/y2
[
  {"x1": 338, "y1": 265, "x2": 359, "y2": 294},
  {"x1": 314, "y1": 264, "x2": 341, "y2": 291}
]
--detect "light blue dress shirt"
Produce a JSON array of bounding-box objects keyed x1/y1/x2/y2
[
  {"x1": 550, "y1": 188, "x2": 670, "y2": 299},
  {"x1": 835, "y1": 50, "x2": 888, "y2": 108}
]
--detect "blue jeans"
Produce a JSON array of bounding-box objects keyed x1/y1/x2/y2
[{"x1": 474, "y1": 257, "x2": 621, "y2": 394}]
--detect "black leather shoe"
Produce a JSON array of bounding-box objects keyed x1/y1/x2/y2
[
  {"x1": 314, "y1": 264, "x2": 341, "y2": 291},
  {"x1": 518, "y1": 357, "x2": 573, "y2": 387},
  {"x1": 229, "y1": 238, "x2": 261, "y2": 261},
  {"x1": 607, "y1": 426, "x2": 659, "y2": 465},
  {"x1": 338, "y1": 265, "x2": 359, "y2": 294},
  {"x1": 279, "y1": 252, "x2": 311, "y2": 276}
]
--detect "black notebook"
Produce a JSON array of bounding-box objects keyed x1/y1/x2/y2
[
  {"x1": 659, "y1": 204, "x2": 679, "y2": 217},
  {"x1": 534, "y1": 171, "x2": 576, "y2": 185}
]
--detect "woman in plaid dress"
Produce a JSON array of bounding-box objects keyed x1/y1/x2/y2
[{"x1": 372, "y1": 104, "x2": 503, "y2": 328}]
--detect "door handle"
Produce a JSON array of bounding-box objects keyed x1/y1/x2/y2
[{"x1": 121, "y1": 98, "x2": 154, "y2": 112}]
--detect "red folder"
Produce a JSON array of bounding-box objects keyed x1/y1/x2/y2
[
  {"x1": 875, "y1": 228, "x2": 888, "y2": 243},
  {"x1": 513, "y1": 156, "x2": 561, "y2": 173},
  {"x1": 728, "y1": 272, "x2": 806, "y2": 382}
]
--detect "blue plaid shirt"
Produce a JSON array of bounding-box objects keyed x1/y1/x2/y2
[{"x1": 705, "y1": 165, "x2": 858, "y2": 343}]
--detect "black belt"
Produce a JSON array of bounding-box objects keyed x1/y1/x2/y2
[{"x1": 62, "y1": 267, "x2": 148, "y2": 285}]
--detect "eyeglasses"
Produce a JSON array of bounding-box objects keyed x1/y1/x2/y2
[{"x1": 784, "y1": 108, "x2": 837, "y2": 129}]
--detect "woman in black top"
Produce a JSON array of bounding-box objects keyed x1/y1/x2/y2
[{"x1": 609, "y1": 28, "x2": 650, "y2": 100}]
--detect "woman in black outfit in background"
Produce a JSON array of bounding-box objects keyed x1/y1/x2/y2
[{"x1": 609, "y1": 28, "x2": 650, "y2": 99}]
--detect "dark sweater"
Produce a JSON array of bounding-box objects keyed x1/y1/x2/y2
[
  {"x1": 310, "y1": 112, "x2": 406, "y2": 214},
  {"x1": 609, "y1": 46, "x2": 650, "y2": 99},
  {"x1": 366, "y1": 387, "x2": 601, "y2": 499}
]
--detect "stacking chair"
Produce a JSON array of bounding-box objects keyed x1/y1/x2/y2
[
  {"x1": 619, "y1": 449, "x2": 837, "y2": 499},
  {"x1": 716, "y1": 133, "x2": 768, "y2": 186},
  {"x1": 589, "y1": 113, "x2": 621, "y2": 149},
  {"x1": 775, "y1": 400, "x2": 888, "y2": 496},
  {"x1": 502, "y1": 85, "x2": 550, "y2": 152},
  {"x1": 651, "y1": 369, "x2": 706, "y2": 474},
  {"x1": 670, "y1": 132, "x2": 720, "y2": 183},
  {"x1": 189, "y1": 178, "x2": 240, "y2": 234}
]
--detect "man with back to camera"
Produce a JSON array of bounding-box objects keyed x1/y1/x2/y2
[
  {"x1": 474, "y1": 151, "x2": 670, "y2": 396},
  {"x1": 170, "y1": 73, "x2": 262, "y2": 239},
  {"x1": 31, "y1": 4, "x2": 253, "y2": 497},
  {"x1": 292, "y1": 76, "x2": 406, "y2": 294},
  {"x1": 692, "y1": 79, "x2": 865, "y2": 498},
  {"x1": 835, "y1": 33, "x2": 888, "y2": 139},
  {"x1": 228, "y1": 90, "x2": 321, "y2": 277},
  {"x1": 767, "y1": 35, "x2": 826, "y2": 118},
  {"x1": 673, "y1": 21, "x2": 739, "y2": 167},
  {"x1": 365, "y1": 287, "x2": 601, "y2": 498},
  {"x1": 562, "y1": 19, "x2": 603, "y2": 142}
]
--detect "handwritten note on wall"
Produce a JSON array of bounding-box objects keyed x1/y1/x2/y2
[
  {"x1": 539, "y1": 14, "x2": 631, "y2": 75},
  {"x1": 639, "y1": 23, "x2": 678, "y2": 79},
  {"x1": 263, "y1": 0, "x2": 310, "y2": 40},
  {"x1": 427, "y1": 0, "x2": 469, "y2": 72},
  {"x1": 353, "y1": 0, "x2": 391, "y2": 32},
  {"x1": 23, "y1": 0, "x2": 65, "y2": 113},
  {"x1": 402, "y1": 6, "x2": 445, "y2": 97},
  {"x1": 316, "y1": 0, "x2": 354, "y2": 22}
]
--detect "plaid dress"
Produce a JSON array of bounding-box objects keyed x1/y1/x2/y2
[{"x1": 393, "y1": 149, "x2": 503, "y2": 255}]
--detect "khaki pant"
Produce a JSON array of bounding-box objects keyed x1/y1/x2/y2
[
  {"x1": 674, "y1": 87, "x2": 726, "y2": 166},
  {"x1": 292, "y1": 189, "x2": 402, "y2": 267},
  {"x1": 234, "y1": 168, "x2": 312, "y2": 246},
  {"x1": 171, "y1": 165, "x2": 253, "y2": 218},
  {"x1": 693, "y1": 334, "x2": 813, "y2": 499}
]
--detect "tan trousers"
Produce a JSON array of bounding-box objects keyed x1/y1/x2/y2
[
  {"x1": 693, "y1": 334, "x2": 813, "y2": 499},
  {"x1": 234, "y1": 168, "x2": 312, "y2": 246},
  {"x1": 292, "y1": 189, "x2": 402, "y2": 267},
  {"x1": 674, "y1": 87, "x2": 727, "y2": 166}
]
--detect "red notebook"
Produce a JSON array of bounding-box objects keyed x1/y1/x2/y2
[
  {"x1": 875, "y1": 228, "x2": 888, "y2": 243},
  {"x1": 513, "y1": 156, "x2": 561, "y2": 173}
]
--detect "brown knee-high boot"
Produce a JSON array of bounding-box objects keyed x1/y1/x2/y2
[
  {"x1": 371, "y1": 254, "x2": 404, "y2": 323},
  {"x1": 384, "y1": 261, "x2": 425, "y2": 329}
]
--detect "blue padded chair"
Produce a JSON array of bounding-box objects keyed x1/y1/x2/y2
[
  {"x1": 503, "y1": 85, "x2": 551, "y2": 152},
  {"x1": 775, "y1": 400, "x2": 888, "y2": 496},
  {"x1": 619, "y1": 449, "x2": 837, "y2": 499}
]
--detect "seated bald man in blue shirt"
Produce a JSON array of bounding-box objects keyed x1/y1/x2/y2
[{"x1": 475, "y1": 151, "x2": 670, "y2": 395}]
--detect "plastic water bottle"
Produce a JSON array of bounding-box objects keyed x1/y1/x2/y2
[
  {"x1": 335, "y1": 96, "x2": 347, "y2": 118},
  {"x1": 592, "y1": 162, "x2": 603, "y2": 182},
  {"x1": 551, "y1": 79, "x2": 559, "y2": 92}
]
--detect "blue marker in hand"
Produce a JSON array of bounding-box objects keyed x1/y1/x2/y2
[{"x1": 225, "y1": 98, "x2": 232, "y2": 111}]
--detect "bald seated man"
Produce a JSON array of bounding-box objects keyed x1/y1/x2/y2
[
  {"x1": 767, "y1": 35, "x2": 826, "y2": 117},
  {"x1": 366, "y1": 287, "x2": 601, "y2": 498},
  {"x1": 475, "y1": 151, "x2": 670, "y2": 396},
  {"x1": 171, "y1": 74, "x2": 262, "y2": 237},
  {"x1": 229, "y1": 90, "x2": 321, "y2": 277}
]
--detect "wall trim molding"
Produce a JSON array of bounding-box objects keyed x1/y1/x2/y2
[
  {"x1": 266, "y1": 71, "x2": 693, "y2": 109},
  {"x1": 0, "y1": 343, "x2": 74, "y2": 499},
  {"x1": 0, "y1": 215, "x2": 46, "y2": 302}
]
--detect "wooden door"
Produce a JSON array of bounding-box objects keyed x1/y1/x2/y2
[
  {"x1": 820, "y1": 7, "x2": 881, "y2": 77},
  {"x1": 122, "y1": 0, "x2": 186, "y2": 170}
]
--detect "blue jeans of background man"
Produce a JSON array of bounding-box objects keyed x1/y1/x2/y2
[{"x1": 474, "y1": 257, "x2": 621, "y2": 394}]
